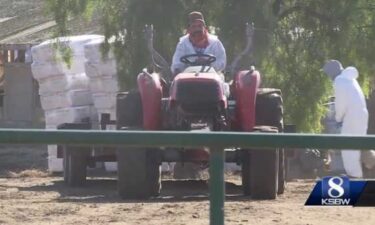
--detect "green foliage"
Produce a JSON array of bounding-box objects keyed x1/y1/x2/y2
[
  {"x1": 45, "y1": 0, "x2": 375, "y2": 132},
  {"x1": 260, "y1": 0, "x2": 375, "y2": 131},
  {"x1": 45, "y1": 0, "x2": 90, "y2": 36}
]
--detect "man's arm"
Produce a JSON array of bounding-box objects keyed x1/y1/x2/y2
[
  {"x1": 171, "y1": 42, "x2": 185, "y2": 75},
  {"x1": 334, "y1": 79, "x2": 347, "y2": 122},
  {"x1": 212, "y1": 40, "x2": 226, "y2": 72}
]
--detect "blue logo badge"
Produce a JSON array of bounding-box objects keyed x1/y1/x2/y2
[
  {"x1": 305, "y1": 176, "x2": 368, "y2": 206},
  {"x1": 321, "y1": 176, "x2": 350, "y2": 205}
]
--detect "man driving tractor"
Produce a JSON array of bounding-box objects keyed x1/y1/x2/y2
[{"x1": 171, "y1": 11, "x2": 227, "y2": 76}]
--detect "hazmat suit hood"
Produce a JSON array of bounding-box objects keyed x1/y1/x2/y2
[
  {"x1": 339, "y1": 66, "x2": 359, "y2": 80},
  {"x1": 323, "y1": 59, "x2": 343, "y2": 80}
]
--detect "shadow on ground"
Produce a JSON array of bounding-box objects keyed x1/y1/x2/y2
[{"x1": 1, "y1": 177, "x2": 253, "y2": 203}]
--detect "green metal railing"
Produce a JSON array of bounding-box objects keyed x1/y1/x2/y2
[{"x1": 1, "y1": 128, "x2": 375, "y2": 225}]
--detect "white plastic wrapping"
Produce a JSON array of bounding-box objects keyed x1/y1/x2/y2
[
  {"x1": 47, "y1": 145, "x2": 62, "y2": 172},
  {"x1": 90, "y1": 107, "x2": 99, "y2": 123},
  {"x1": 104, "y1": 162, "x2": 118, "y2": 172},
  {"x1": 47, "y1": 145, "x2": 58, "y2": 157},
  {"x1": 84, "y1": 37, "x2": 115, "y2": 63},
  {"x1": 45, "y1": 124, "x2": 58, "y2": 130},
  {"x1": 48, "y1": 157, "x2": 63, "y2": 172},
  {"x1": 31, "y1": 35, "x2": 104, "y2": 62},
  {"x1": 31, "y1": 60, "x2": 86, "y2": 80},
  {"x1": 32, "y1": 35, "x2": 113, "y2": 173},
  {"x1": 38, "y1": 73, "x2": 90, "y2": 95},
  {"x1": 89, "y1": 76, "x2": 119, "y2": 93},
  {"x1": 44, "y1": 105, "x2": 94, "y2": 127},
  {"x1": 92, "y1": 92, "x2": 117, "y2": 109},
  {"x1": 40, "y1": 90, "x2": 93, "y2": 111},
  {"x1": 85, "y1": 60, "x2": 117, "y2": 78}
]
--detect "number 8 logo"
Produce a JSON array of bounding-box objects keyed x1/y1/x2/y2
[{"x1": 327, "y1": 177, "x2": 345, "y2": 198}]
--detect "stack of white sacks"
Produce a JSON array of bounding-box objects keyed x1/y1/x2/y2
[
  {"x1": 32, "y1": 35, "x2": 173, "y2": 173},
  {"x1": 84, "y1": 38, "x2": 119, "y2": 171},
  {"x1": 31, "y1": 35, "x2": 103, "y2": 172}
]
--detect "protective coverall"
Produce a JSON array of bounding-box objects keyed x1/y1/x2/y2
[
  {"x1": 171, "y1": 34, "x2": 226, "y2": 74},
  {"x1": 334, "y1": 66, "x2": 368, "y2": 178}
]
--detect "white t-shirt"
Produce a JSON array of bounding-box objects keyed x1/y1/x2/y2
[{"x1": 171, "y1": 34, "x2": 226, "y2": 73}]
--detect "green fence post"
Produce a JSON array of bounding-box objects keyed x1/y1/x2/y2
[{"x1": 209, "y1": 147, "x2": 225, "y2": 225}]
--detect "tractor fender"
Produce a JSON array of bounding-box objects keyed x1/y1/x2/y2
[
  {"x1": 137, "y1": 72, "x2": 162, "y2": 130},
  {"x1": 234, "y1": 70, "x2": 261, "y2": 131}
]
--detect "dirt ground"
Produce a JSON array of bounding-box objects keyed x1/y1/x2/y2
[{"x1": 1, "y1": 146, "x2": 375, "y2": 225}]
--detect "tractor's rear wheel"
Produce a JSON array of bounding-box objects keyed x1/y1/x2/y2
[
  {"x1": 116, "y1": 91, "x2": 161, "y2": 199},
  {"x1": 242, "y1": 127, "x2": 279, "y2": 199},
  {"x1": 63, "y1": 146, "x2": 90, "y2": 186},
  {"x1": 256, "y1": 89, "x2": 285, "y2": 195},
  {"x1": 241, "y1": 89, "x2": 284, "y2": 199}
]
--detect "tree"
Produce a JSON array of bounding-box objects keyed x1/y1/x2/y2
[
  {"x1": 45, "y1": 0, "x2": 219, "y2": 87},
  {"x1": 261, "y1": 0, "x2": 375, "y2": 131}
]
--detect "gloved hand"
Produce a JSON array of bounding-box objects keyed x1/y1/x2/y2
[{"x1": 336, "y1": 122, "x2": 343, "y2": 129}]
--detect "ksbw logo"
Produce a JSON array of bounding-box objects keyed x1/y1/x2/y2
[
  {"x1": 305, "y1": 176, "x2": 369, "y2": 206},
  {"x1": 321, "y1": 176, "x2": 350, "y2": 205}
]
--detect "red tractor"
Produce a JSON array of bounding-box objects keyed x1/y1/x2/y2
[
  {"x1": 114, "y1": 24, "x2": 285, "y2": 200},
  {"x1": 61, "y1": 24, "x2": 285, "y2": 200}
]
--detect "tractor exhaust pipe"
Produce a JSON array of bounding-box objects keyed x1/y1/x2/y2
[{"x1": 227, "y1": 22, "x2": 255, "y2": 76}]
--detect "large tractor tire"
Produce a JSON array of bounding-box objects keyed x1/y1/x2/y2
[
  {"x1": 277, "y1": 147, "x2": 286, "y2": 194},
  {"x1": 60, "y1": 122, "x2": 91, "y2": 187},
  {"x1": 255, "y1": 89, "x2": 284, "y2": 131},
  {"x1": 117, "y1": 147, "x2": 161, "y2": 199},
  {"x1": 63, "y1": 146, "x2": 90, "y2": 186},
  {"x1": 256, "y1": 89, "x2": 285, "y2": 195},
  {"x1": 241, "y1": 89, "x2": 284, "y2": 199},
  {"x1": 242, "y1": 127, "x2": 279, "y2": 199},
  {"x1": 116, "y1": 91, "x2": 161, "y2": 199}
]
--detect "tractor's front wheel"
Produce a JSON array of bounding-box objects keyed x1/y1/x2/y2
[
  {"x1": 116, "y1": 91, "x2": 161, "y2": 199},
  {"x1": 117, "y1": 148, "x2": 161, "y2": 199}
]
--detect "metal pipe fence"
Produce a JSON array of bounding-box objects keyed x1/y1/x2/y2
[{"x1": 1, "y1": 129, "x2": 374, "y2": 225}]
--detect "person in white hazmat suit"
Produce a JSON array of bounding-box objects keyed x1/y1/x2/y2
[
  {"x1": 323, "y1": 60, "x2": 369, "y2": 178},
  {"x1": 171, "y1": 11, "x2": 226, "y2": 76}
]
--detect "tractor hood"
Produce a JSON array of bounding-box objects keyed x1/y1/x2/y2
[
  {"x1": 173, "y1": 65, "x2": 223, "y2": 84},
  {"x1": 174, "y1": 72, "x2": 223, "y2": 82},
  {"x1": 169, "y1": 68, "x2": 227, "y2": 110}
]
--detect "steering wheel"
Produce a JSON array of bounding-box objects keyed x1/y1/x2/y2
[{"x1": 180, "y1": 53, "x2": 216, "y2": 66}]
